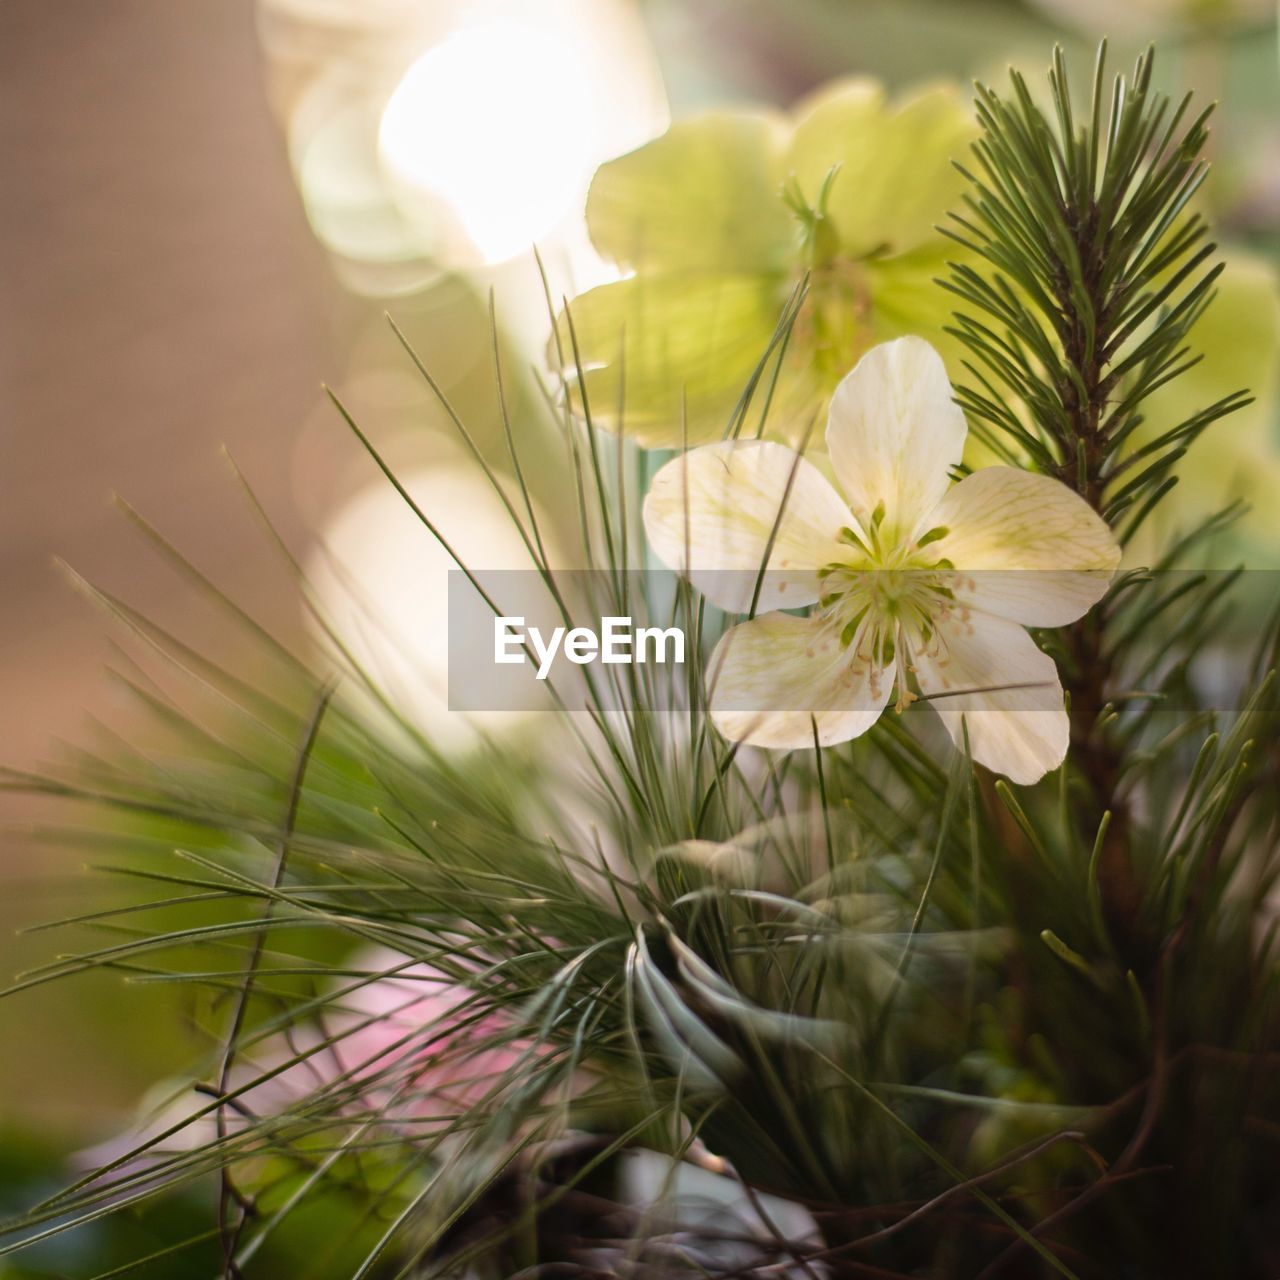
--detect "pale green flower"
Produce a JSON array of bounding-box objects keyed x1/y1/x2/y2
[
  {"x1": 1130, "y1": 250, "x2": 1280, "y2": 565},
  {"x1": 554, "y1": 80, "x2": 978, "y2": 448},
  {"x1": 642, "y1": 337, "x2": 1121, "y2": 785}
]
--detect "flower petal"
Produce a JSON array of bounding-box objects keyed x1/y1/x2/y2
[
  {"x1": 826, "y1": 336, "x2": 966, "y2": 540},
  {"x1": 868, "y1": 243, "x2": 976, "y2": 366},
  {"x1": 643, "y1": 441, "x2": 850, "y2": 613},
  {"x1": 587, "y1": 111, "x2": 792, "y2": 273},
  {"x1": 708, "y1": 613, "x2": 893, "y2": 749},
  {"x1": 787, "y1": 81, "x2": 977, "y2": 258},
  {"x1": 552, "y1": 271, "x2": 807, "y2": 447},
  {"x1": 913, "y1": 613, "x2": 1067, "y2": 785},
  {"x1": 926, "y1": 468, "x2": 1120, "y2": 626}
]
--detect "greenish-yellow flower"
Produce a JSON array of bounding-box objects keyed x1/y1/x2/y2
[{"x1": 552, "y1": 80, "x2": 978, "y2": 448}]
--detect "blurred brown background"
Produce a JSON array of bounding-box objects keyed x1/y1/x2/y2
[
  {"x1": 0, "y1": 0, "x2": 336, "y2": 1125},
  {"x1": 1, "y1": 0, "x2": 329, "y2": 773}
]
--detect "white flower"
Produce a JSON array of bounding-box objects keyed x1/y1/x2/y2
[{"x1": 642, "y1": 336, "x2": 1121, "y2": 784}]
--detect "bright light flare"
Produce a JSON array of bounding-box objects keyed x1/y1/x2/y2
[
  {"x1": 377, "y1": 21, "x2": 600, "y2": 265},
  {"x1": 306, "y1": 461, "x2": 561, "y2": 751}
]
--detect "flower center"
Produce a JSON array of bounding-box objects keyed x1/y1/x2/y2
[
  {"x1": 781, "y1": 173, "x2": 880, "y2": 383},
  {"x1": 816, "y1": 511, "x2": 957, "y2": 712},
  {"x1": 803, "y1": 258, "x2": 874, "y2": 380}
]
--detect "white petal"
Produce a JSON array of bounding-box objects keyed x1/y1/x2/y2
[
  {"x1": 926, "y1": 468, "x2": 1121, "y2": 626},
  {"x1": 826, "y1": 336, "x2": 966, "y2": 541},
  {"x1": 913, "y1": 612, "x2": 1067, "y2": 785},
  {"x1": 708, "y1": 613, "x2": 892, "y2": 749},
  {"x1": 643, "y1": 441, "x2": 850, "y2": 613}
]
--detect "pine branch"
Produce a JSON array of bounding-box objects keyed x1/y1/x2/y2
[
  {"x1": 942, "y1": 44, "x2": 1250, "y2": 935},
  {"x1": 942, "y1": 44, "x2": 1237, "y2": 514}
]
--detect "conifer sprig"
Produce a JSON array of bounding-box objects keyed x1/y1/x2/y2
[
  {"x1": 941, "y1": 45, "x2": 1257, "y2": 889},
  {"x1": 942, "y1": 44, "x2": 1251, "y2": 533}
]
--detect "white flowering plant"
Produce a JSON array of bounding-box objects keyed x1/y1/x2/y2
[
  {"x1": 642, "y1": 334, "x2": 1120, "y2": 781},
  {"x1": 3, "y1": 44, "x2": 1280, "y2": 1280}
]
